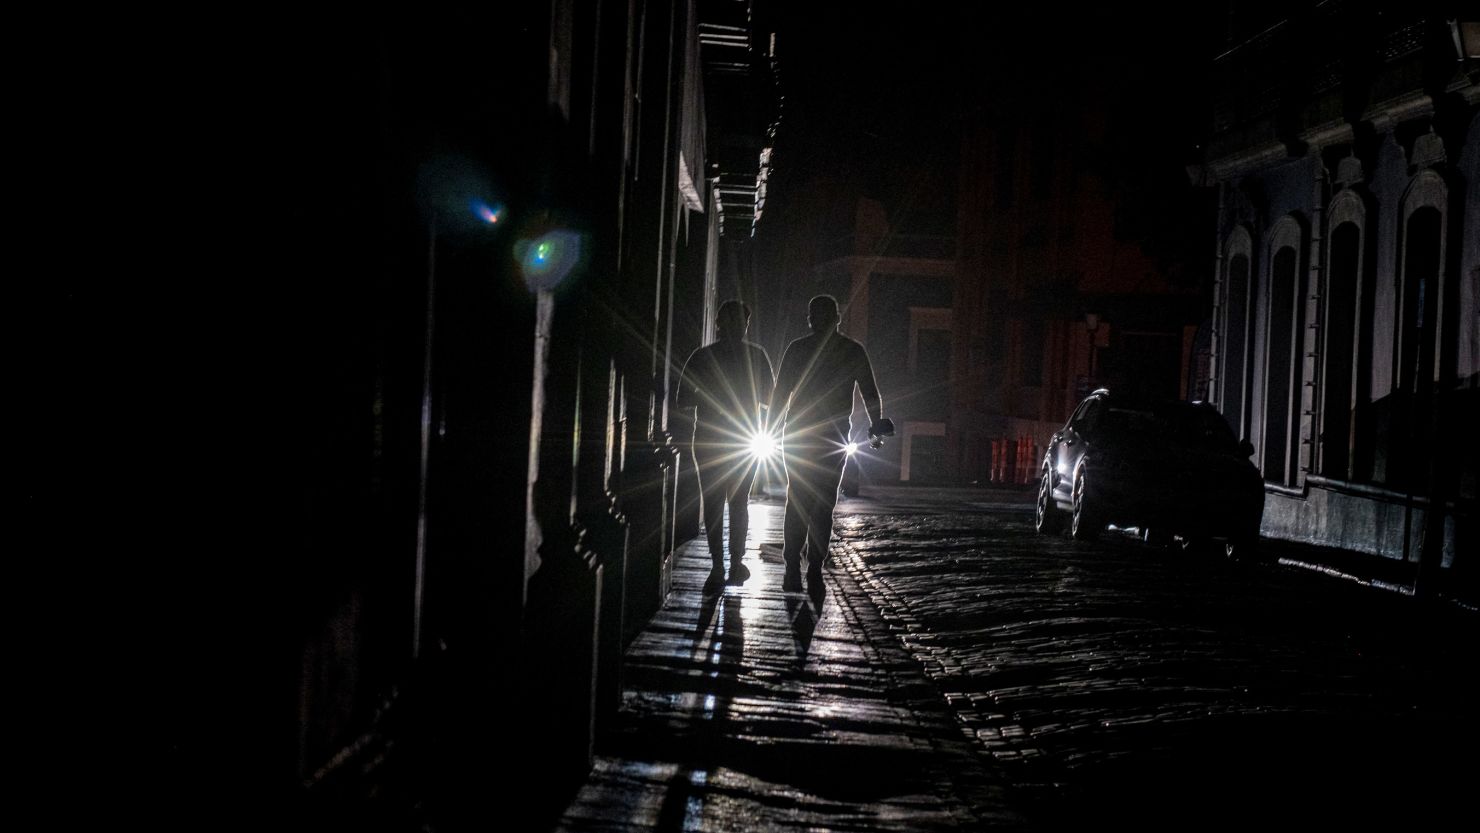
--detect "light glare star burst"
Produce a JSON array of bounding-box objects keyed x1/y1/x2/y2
[{"x1": 749, "y1": 431, "x2": 778, "y2": 460}]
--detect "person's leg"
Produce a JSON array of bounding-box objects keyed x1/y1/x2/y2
[
  {"x1": 781, "y1": 439, "x2": 812, "y2": 591},
  {"x1": 693, "y1": 448, "x2": 726, "y2": 575},
  {"x1": 726, "y1": 460, "x2": 758, "y2": 580},
  {"x1": 804, "y1": 420, "x2": 849, "y2": 580},
  {"x1": 805, "y1": 450, "x2": 847, "y2": 579}
]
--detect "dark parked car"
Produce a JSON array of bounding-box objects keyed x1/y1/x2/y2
[{"x1": 1035, "y1": 389, "x2": 1264, "y2": 557}]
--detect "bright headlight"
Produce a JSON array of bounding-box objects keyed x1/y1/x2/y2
[
  {"x1": 844, "y1": 442, "x2": 858, "y2": 456},
  {"x1": 749, "y1": 432, "x2": 777, "y2": 460}
]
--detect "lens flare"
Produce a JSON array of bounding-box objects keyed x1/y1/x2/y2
[
  {"x1": 517, "y1": 230, "x2": 584, "y2": 291},
  {"x1": 749, "y1": 432, "x2": 778, "y2": 460},
  {"x1": 470, "y1": 198, "x2": 504, "y2": 225},
  {"x1": 845, "y1": 442, "x2": 858, "y2": 456}
]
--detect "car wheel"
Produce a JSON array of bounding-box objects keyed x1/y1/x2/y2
[
  {"x1": 1036, "y1": 468, "x2": 1064, "y2": 535},
  {"x1": 1070, "y1": 468, "x2": 1101, "y2": 541}
]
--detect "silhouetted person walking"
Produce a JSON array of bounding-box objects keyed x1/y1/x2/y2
[
  {"x1": 770, "y1": 295, "x2": 888, "y2": 593},
  {"x1": 676, "y1": 300, "x2": 775, "y2": 590}
]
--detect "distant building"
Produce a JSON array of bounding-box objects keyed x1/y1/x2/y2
[
  {"x1": 766, "y1": 34, "x2": 1210, "y2": 489},
  {"x1": 951, "y1": 69, "x2": 1207, "y2": 486},
  {"x1": 1198, "y1": 4, "x2": 1478, "y2": 590}
]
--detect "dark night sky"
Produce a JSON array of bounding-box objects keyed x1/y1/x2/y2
[{"x1": 764, "y1": 5, "x2": 1222, "y2": 193}]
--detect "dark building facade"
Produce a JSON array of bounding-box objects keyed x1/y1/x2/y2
[
  {"x1": 948, "y1": 14, "x2": 1214, "y2": 487},
  {"x1": 954, "y1": 90, "x2": 1207, "y2": 486},
  {"x1": 1199, "y1": 4, "x2": 1477, "y2": 592},
  {"x1": 143, "y1": 2, "x2": 781, "y2": 827},
  {"x1": 751, "y1": 10, "x2": 1212, "y2": 490}
]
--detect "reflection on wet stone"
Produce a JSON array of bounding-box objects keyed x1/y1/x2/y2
[
  {"x1": 833, "y1": 506, "x2": 1478, "y2": 828},
  {"x1": 558, "y1": 504, "x2": 1024, "y2": 832},
  {"x1": 561, "y1": 494, "x2": 1476, "y2": 830}
]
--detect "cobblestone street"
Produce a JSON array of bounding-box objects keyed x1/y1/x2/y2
[
  {"x1": 557, "y1": 487, "x2": 1476, "y2": 830},
  {"x1": 833, "y1": 489, "x2": 1479, "y2": 828}
]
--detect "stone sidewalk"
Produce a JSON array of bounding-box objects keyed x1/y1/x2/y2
[{"x1": 556, "y1": 503, "x2": 1027, "y2": 832}]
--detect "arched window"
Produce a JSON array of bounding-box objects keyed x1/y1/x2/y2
[
  {"x1": 1399, "y1": 207, "x2": 1441, "y2": 391},
  {"x1": 1373, "y1": 170, "x2": 1449, "y2": 488},
  {"x1": 1319, "y1": 189, "x2": 1370, "y2": 481},
  {"x1": 1262, "y1": 217, "x2": 1304, "y2": 485},
  {"x1": 1373, "y1": 167, "x2": 1444, "y2": 488},
  {"x1": 1221, "y1": 227, "x2": 1254, "y2": 440}
]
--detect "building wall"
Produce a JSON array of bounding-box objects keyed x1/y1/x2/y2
[
  {"x1": 150, "y1": 1, "x2": 781, "y2": 825},
  {"x1": 868, "y1": 270, "x2": 954, "y2": 481},
  {"x1": 1204, "y1": 8, "x2": 1478, "y2": 590}
]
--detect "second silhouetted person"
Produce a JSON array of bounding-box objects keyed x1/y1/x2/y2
[{"x1": 769, "y1": 295, "x2": 887, "y2": 593}]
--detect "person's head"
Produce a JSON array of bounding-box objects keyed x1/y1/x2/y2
[
  {"x1": 807, "y1": 294, "x2": 840, "y2": 333},
  {"x1": 716, "y1": 300, "x2": 750, "y2": 341}
]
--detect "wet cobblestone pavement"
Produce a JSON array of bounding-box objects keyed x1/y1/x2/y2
[
  {"x1": 559, "y1": 488, "x2": 1477, "y2": 830},
  {"x1": 832, "y1": 496, "x2": 1479, "y2": 828},
  {"x1": 557, "y1": 503, "x2": 1026, "y2": 832}
]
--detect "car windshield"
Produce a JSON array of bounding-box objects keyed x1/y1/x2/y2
[{"x1": 1102, "y1": 404, "x2": 1236, "y2": 451}]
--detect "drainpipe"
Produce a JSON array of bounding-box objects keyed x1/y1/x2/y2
[{"x1": 1299, "y1": 157, "x2": 1326, "y2": 487}]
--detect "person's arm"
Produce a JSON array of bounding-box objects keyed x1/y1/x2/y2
[
  {"x1": 756, "y1": 347, "x2": 776, "y2": 417},
  {"x1": 856, "y1": 344, "x2": 883, "y2": 428},
  {"x1": 768, "y1": 345, "x2": 796, "y2": 426},
  {"x1": 675, "y1": 351, "x2": 699, "y2": 411}
]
